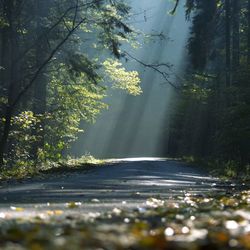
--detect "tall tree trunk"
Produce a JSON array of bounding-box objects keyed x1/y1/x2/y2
[
  {"x1": 248, "y1": 0, "x2": 250, "y2": 64},
  {"x1": 232, "y1": 0, "x2": 240, "y2": 83},
  {"x1": 0, "y1": 23, "x2": 7, "y2": 89},
  {"x1": 0, "y1": 0, "x2": 16, "y2": 166},
  {"x1": 0, "y1": 107, "x2": 13, "y2": 166},
  {"x1": 225, "y1": 0, "x2": 232, "y2": 87},
  {"x1": 0, "y1": 0, "x2": 12, "y2": 92},
  {"x1": 32, "y1": 0, "x2": 48, "y2": 160}
]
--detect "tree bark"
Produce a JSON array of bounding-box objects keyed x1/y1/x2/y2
[
  {"x1": 0, "y1": 107, "x2": 12, "y2": 166},
  {"x1": 232, "y1": 0, "x2": 240, "y2": 81},
  {"x1": 225, "y1": 0, "x2": 232, "y2": 87},
  {"x1": 0, "y1": 2, "x2": 84, "y2": 167},
  {"x1": 248, "y1": 0, "x2": 250, "y2": 64},
  {"x1": 0, "y1": 0, "x2": 17, "y2": 166},
  {"x1": 32, "y1": 0, "x2": 49, "y2": 159},
  {"x1": 0, "y1": 0, "x2": 12, "y2": 91}
]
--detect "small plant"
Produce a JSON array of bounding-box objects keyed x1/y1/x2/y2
[
  {"x1": 182, "y1": 156, "x2": 249, "y2": 181},
  {"x1": 223, "y1": 160, "x2": 239, "y2": 178},
  {"x1": 0, "y1": 154, "x2": 106, "y2": 182}
]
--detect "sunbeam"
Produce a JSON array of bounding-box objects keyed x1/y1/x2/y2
[
  {"x1": 1, "y1": 1, "x2": 249, "y2": 248},
  {"x1": 71, "y1": 0, "x2": 190, "y2": 158}
]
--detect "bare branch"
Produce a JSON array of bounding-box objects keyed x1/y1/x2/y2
[
  {"x1": 124, "y1": 52, "x2": 180, "y2": 90},
  {"x1": 72, "y1": 0, "x2": 79, "y2": 28},
  {"x1": 170, "y1": 0, "x2": 180, "y2": 15}
]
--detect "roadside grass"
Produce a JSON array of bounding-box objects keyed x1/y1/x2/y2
[
  {"x1": 0, "y1": 156, "x2": 179, "y2": 183},
  {"x1": 2, "y1": 155, "x2": 249, "y2": 183},
  {"x1": 182, "y1": 156, "x2": 250, "y2": 182},
  {"x1": 0, "y1": 155, "x2": 107, "y2": 183}
]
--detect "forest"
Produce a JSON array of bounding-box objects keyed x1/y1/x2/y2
[
  {"x1": 0, "y1": 0, "x2": 249, "y2": 175},
  {"x1": 0, "y1": 1, "x2": 250, "y2": 250},
  {"x1": 168, "y1": 0, "x2": 250, "y2": 175},
  {"x1": 0, "y1": 0, "x2": 142, "y2": 170}
]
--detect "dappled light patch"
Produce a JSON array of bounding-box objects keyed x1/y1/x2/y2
[
  {"x1": 46, "y1": 210, "x2": 64, "y2": 216},
  {"x1": 10, "y1": 207, "x2": 24, "y2": 212},
  {"x1": 65, "y1": 202, "x2": 82, "y2": 209}
]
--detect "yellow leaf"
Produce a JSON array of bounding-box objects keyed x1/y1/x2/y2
[
  {"x1": 66, "y1": 202, "x2": 82, "y2": 209},
  {"x1": 10, "y1": 206, "x2": 24, "y2": 212}
]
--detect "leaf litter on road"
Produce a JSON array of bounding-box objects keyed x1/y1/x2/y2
[{"x1": 0, "y1": 190, "x2": 250, "y2": 249}]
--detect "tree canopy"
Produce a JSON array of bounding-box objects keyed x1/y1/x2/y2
[{"x1": 0, "y1": 0, "x2": 141, "y2": 167}]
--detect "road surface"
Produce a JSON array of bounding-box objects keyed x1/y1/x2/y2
[{"x1": 0, "y1": 158, "x2": 230, "y2": 216}]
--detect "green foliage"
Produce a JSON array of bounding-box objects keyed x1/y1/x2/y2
[
  {"x1": 0, "y1": 154, "x2": 105, "y2": 181},
  {"x1": 0, "y1": 16, "x2": 9, "y2": 28},
  {"x1": 42, "y1": 62, "x2": 108, "y2": 162},
  {"x1": 8, "y1": 111, "x2": 41, "y2": 162},
  {"x1": 62, "y1": 154, "x2": 106, "y2": 167},
  {"x1": 103, "y1": 59, "x2": 142, "y2": 95},
  {"x1": 182, "y1": 156, "x2": 250, "y2": 181},
  {"x1": 182, "y1": 83, "x2": 212, "y2": 103},
  {"x1": 186, "y1": 0, "x2": 218, "y2": 70},
  {"x1": 0, "y1": 0, "x2": 142, "y2": 170},
  {"x1": 169, "y1": 0, "x2": 250, "y2": 172},
  {"x1": 173, "y1": 68, "x2": 250, "y2": 170}
]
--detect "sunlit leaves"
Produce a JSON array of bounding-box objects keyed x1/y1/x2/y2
[
  {"x1": 11, "y1": 111, "x2": 40, "y2": 130},
  {"x1": 0, "y1": 17, "x2": 9, "y2": 28},
  {"x1": 30, "y1": 0, "x2": 139, "y2": 163},
  {"x1": 40, "y1": 61, "x2": 108, "y2": 161},
  {"x1": 6, "y1": 111, "x2": 42, "y2": 163},
  {"x1": 182, "y1": 83, "x2": 212, "y2": 102},
  {"x1": 0, "y1": 0, "x2": 140, "y2": 167},
  {"x1": 103, "y1": 59, "x2": 142, "y2": 95}
]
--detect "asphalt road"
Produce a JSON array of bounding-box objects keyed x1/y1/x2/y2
[{"x1": 0, "y1": 158, "x2": 230, "y2": 216}]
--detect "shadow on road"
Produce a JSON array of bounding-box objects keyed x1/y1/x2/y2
[{"x1": 0, "y1": 159, "x2": 234, "y2": 205}]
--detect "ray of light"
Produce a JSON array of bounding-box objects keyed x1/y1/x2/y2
[{"x1": 71, "y1": 0, "x2": 190, "y2": 158}]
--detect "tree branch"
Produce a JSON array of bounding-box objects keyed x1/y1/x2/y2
[
  {"x1": 12, "y1": 18, "x2": 87, "y2": 109},
  {"x1": 13, "y1": 1, "x2": 95, "y2": 65},
  {"x1": 170, "y1": 0, "x2": 180, "y2": 15},
  {"x1": 124, "y1": 51, "x2": 180, "y2": 90}
]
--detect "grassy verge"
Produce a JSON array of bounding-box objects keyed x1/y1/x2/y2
[
  {"x1": 182, "y1": 156, "x2": 250, "y2": 182},
  {"x1": 0, "y1": 155, "x2": 106, "y2": 183}
]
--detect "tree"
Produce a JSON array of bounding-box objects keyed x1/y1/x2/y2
[
  {"x1": 225, "y1": 0, "x2": 232, "y2": 87},
  {"x1": 31, "y1": 0, "x2": 50, "y2": 159},
  {"x1": 248, "y1": 0, "x2": 250, "y2": 64},
  {"x1": 232, "y1": 0, "x2": 241, "y2": 83},
  {"x1": 168, "y1": 0, "x2": 250, "y2": 168},
  {"x1": 0, "y1": 0, "x2": 142, "y2": 167}
]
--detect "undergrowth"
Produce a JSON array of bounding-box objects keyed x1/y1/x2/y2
[
  {"x1": 182, "y1": 156, "x2": 250, "y2": 182},
  {"x1": 2, "y1": 155, "x2": 249, "y2": 183},
  {"x1": 0, "y1": 155, "x2": 106, "y2": 182}
]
